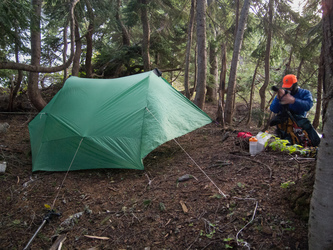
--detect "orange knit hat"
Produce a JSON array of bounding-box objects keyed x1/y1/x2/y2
[{"x1": 282, "y1": 74, "x2": 297, "y2": 88}]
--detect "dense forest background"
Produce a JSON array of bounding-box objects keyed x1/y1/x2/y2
[{"x1": 0, "y1": 0, "x2": 323, "y2": 129}]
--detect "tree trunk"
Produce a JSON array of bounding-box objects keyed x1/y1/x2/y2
[
  {"x1": 206, "y1": 0, "x2": 218, "y2": 103},
  {"x1": 85, "y1": 22, "x2": 93, "y2": 78},
  {"x1": 247, "y1": 57, "x2": 260, "y2": 125},
  {"x1": 63, "y1": 25, "x2": 68, "y2": 82},
  {"x1": 7, "y1": 71, "x2": 23, "y2": 112},
  {"x1": 224, "y1": 0, "x2": 251, "y2": 124},
  {"x1": 184, "y1": 0, "x2": 195, "y2": 99},
  {"x1": 140, "y1": 0, "x2": 150, "y2": 72},
  {"x1": 313, "y1": 44, "x2": 324, "y2": 129},
  {"x1": 220, "y1": 43, "x2": 227, "y2": 105},
  {"x1": 191, "y1": 43, "x2": 198, "y2": 100},
  {"x1": 216, "y1": 43, "x2": 227, "y2": 123},
  {"x1": 308, "y1": 1, "x2": 333, "y2": 249},
  {"x1": 259, "y1": 0, "x2": 273, "y2": 113},
  {"x1": 194, "y1": 0, "x2": 207, "y2": 109},
  {"x1": 28, "y1": 0, "x2": 47, "y2": 111},
  {"x1": 85, "y1": 0, "x2": 94, "y2": 78},
  {"x1": 116, "y1": 0, "x2": 130, "y2": 46},
  {"x1": 7, "y1": 27, "x2": 23, "y2": 111},
  {"x1": 72, "y1": 20, "x2": 82, "y2": 76},
  {"x1": 234, "y1": 0, "x2": 239, "y2": 39}
]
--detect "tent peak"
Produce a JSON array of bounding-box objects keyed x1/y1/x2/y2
[{"x1": 153, "y1": 68, "x2": 162, "y2": 77}]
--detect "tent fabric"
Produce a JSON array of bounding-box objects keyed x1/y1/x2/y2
[{"x1": 29, "y1": 70, "x2": 212, "y2": 172}]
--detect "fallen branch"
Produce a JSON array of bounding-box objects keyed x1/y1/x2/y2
[
  {"x1": 84, "y1": 235, "x2": 110, "y2": 240},
  {"x1": 49, "y1": 235, "x2": 66, "y2": 250}
]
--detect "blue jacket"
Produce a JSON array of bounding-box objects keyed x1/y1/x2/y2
[{"x1": 270, "y1": 88, "x2": 313, "y2": 117}]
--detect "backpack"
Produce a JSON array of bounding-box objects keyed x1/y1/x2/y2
[{"x1": 270, "y1": 109, "x2": 321, "y2": 147}]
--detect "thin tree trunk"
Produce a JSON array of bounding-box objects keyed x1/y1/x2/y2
[
  {"x1": 308, "y1": 1, "x2": 333, "y2": 248},
  {"x1": 63, "y1": 25, "x2": 68, "y2": 82},
  {"x1": 313, "y1": 45, "x2": 324, "y2": 129},
  {"x1": 259, "y1": 0, "x2": 273, "y2": 112},
  {"x1": 184, "y1": 0, "x2": 195, "y2": 99},
  {"x1": 8, "y1": 27, "x2": 23, "y2": 111},
  {"x1": 116, "y1": 0, "x2": 130, "y2": 46},
  {"x1": 191, "y1": 43, "x2": 198, "y2": 100},
  {"x1": 7, "y1": 71, "x2": 23, "y2": 111},
  {"x1": 224, "y1": 0, "x2": 251, "y2": 124},
  {"x1": 85, "y1": 23, "x2": 93, "y2": 78},
  {"x1": 234, "y1": 0, "x2": 239, "y2": 39},
  {"x1": 194, "y1": 0, "x2": 207, "y2": 109},
  {"x1": 72, "y1": 20, "x2": 82, "y2": 76},
  {"x1": 247, "y1": 57, "x2": 261, "y2": 125},
  {"x1": 206, "y1": 0, "x2": 218, "y2": 103},
  {"x1": 220, "y1": 43, "x2": 227, "y2": 105},
  {"x1": 28, "y1": 0, "x2": 47, "y2": 111},
  {"x1": 84, "y1": 0, "x2": 94, "y2": 78},
  {"x1": 216, "y1": 43, "x2": 227, "y2": 123},
  {"x1": 140, "y1": 0, "x2": 150, "y2": 72},
  {"x1": 207, "y1": 39, "x2": 218, "y2": 103}
]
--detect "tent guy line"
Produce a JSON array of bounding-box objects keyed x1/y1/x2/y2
[
  {"x1": 51, "y1": 137, "x2": 84, "y2": 210},
  {"x1": 145, "y1": 107, "x2": 227, "y2": 198}
]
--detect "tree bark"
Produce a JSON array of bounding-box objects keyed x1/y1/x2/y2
[
  {"x1": 85, "y1": 22, "x2": 94, "y2": 78},
  {"x1": 7, "y1": 28, "x2": 23, "y2": 111},
  {"x1": 259, "y1": 0, "x2": 273, "y2": 112},
  {"x1": 184, "y1": 0, "x2": 195, "y2": 99},
  {"x1": 220, "y1": 43, "x2": 227, "y2": 106},
  {"x1": 63, "y1": 25, "x2": 68, "y2": 82},
  {"x1": 224, "y1": 0, "x2": 251, "y2": 124},
  {"x1": 206, "y1": 0, "x2": 218, "y2": 103},
  {"x1": 116, "y1": 0, "x2": 130, "y2": 46},
  {"x1": 7, "y1": 71, "x2": 23, "y2": 111},
  {"x1": 313, "y1": 44, "x2": 324, "y2": 129},
  {"x1": 308, "y1": 1, "x2": 333, "y2": 249},
  {"x1": 72, "y1": 20, "x2": 82, "y2": 76},
  {"x1": 140, "y1": 0, "x2": 151, "y2": 72},
  {"x1": 85, "y1": 0, "x2": 94, "y2": 78},
  {"x1": 216, "y1": 43, "x2": 227, "y2": 123},
  {"x1": 28, "y1": 0, "x2": 47, "y2": 111},
  {"x1": 194, "y1": 0, "x2": 207, "y2": 109},
  {"x1": 247, "y1": 57, "x2": 261, "y2": 125}
]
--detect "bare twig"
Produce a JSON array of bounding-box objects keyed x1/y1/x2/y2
[{"x1": 145, "y1": 173, "x2": 153, "y2": 187}]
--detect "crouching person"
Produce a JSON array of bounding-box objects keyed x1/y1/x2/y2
[{"x1": 269, "y1": 74, "x2": 320, "y2": 147}]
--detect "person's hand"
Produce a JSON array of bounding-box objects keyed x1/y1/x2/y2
[
  {"x1": 277, "y1": 89, "x2": 285, "y2": 99},
  {"x1": 280, "y1": 93, "x2": 295, "y2": 105}
]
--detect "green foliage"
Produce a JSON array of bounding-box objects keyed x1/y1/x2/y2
[
  {"x1": 280, "y1": 181, "x2": 295, "y2": 189},
  {"x1": 268, "y1": 136, "x2": 311, "y2": 155}
]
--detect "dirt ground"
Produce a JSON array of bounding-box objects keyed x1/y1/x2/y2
[{"x1": 0, "y1": 103, "x2": 315, "y2": 250}]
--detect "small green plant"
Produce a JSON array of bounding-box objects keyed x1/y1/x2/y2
[
  {"x1": 268, "y1": 136, "x2": 310, "y2": 155},
  {"x1": 237, "y1": 182, "x2": 244, "y2": 188},
  {"x1": 280, "y1": 181, "x2": 295, "y2": 188},
  {"x1": 159, "y1": 202, "x2": 166, "y2": 212},
  {"x1": 143, "y1": 199, "x2": 151, "y2": 207},
  {"x1": 223, "y1": 237, "x2": 234, "y2": 248},
  {"x1": 209, "y1": 193, "x2": 222, "y2": 199}
]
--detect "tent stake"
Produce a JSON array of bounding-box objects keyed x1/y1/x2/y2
[{"x1": 23, "y1": 210, "x2": 61, "y2": 250}]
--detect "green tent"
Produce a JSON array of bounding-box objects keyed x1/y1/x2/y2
[{"x1": 29, "y1": 70, "x2": 212, "y2": 172}]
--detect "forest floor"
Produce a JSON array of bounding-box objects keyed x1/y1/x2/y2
[{"x1": 0, "y1": 102, "x2": 316, "y2": 250}]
